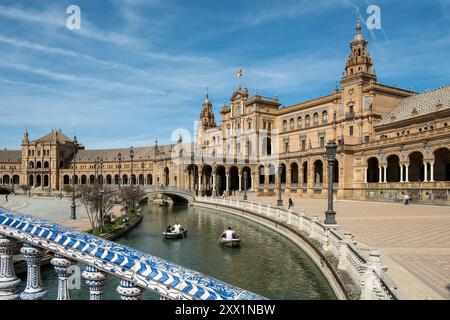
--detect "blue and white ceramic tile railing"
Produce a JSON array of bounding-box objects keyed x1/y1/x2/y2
[
  {"x1": 198, "y1": 196, "x2": 405, "y2": 300},
  {"x1": 0, "y1": 207, "x2": 265, "y2": 301}
]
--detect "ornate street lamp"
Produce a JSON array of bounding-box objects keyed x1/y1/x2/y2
[
  {"x1": 277, "y1": 164, "x2": 283, "y2": 207},
  {"x1": 130, "y1": 147, "x2": 135, "y2": 187},
  {"x1": 71, "y1": 136, "x2": 78, "y2": 220},
  {"x1": 243, "y1": 171, "x2": 248, "y2": 201},
  {"x1": 324, "y1": 140, "x2": 338, "y2": 225},
  {"x1": 118, "y1": 152, "x2": 122, "y2": 188},
  {"x1": 141, "y1": 162, "x2": 145, "y2": 187}
]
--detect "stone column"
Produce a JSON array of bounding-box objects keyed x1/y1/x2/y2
[
  {"x1": 378, "y1": 166, "x2": 382, "y2": 183},
  {"x1": 212, "y1": 174, "x2": 216, "y2": 194},
  {"x1": 400, "y1": 165, "x2": 404, "y2": 183},
  {"x1": 251, "y1": 174, "x2": 255, "y2": 192},
  {"x1": 0, "y1": 236, "x2": 21, "y2": 300},
  {"x1": 424, "y1": 163, "x2": 428, "y2": 182},
  {"x1": 364, "y1": 167, "x2": 368, "y2": 183},
  {"x1": 51, "y1": 254, "x2": 76, "y2": 300},
  {"x1": 20, "y1": 243, "x2": 47, "y2": 300},
  {"x1": 82, "y1": 265, "x2": 107, "y2": 300},
  {"x1": 405, "y1": 164, "x2": 409, "y2": 183},
  {"x1": 226, "y1": 174, "x2": 230, "y2": 195},
  {"x1": 383, "y1": 166, "x2": 387, "y2": 183},
  {"x1": 238, "y1": 174, "x2": 242, "y2": 192},
  {"x1": 198, "y1": 174, "x2": 202, "y2": 192},
  {"x1": 430, "y1": 162, "x2": 435, "y2": 182},
  {"x1": 116, "y1": 279, "x2": 143, "y2": 300}
]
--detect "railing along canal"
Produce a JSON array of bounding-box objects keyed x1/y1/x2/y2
[
  {"x1": 198, "y1": 196, "x2": 405, "y2": 300},
  {"x1": 0, "y1": 207, "x2": 264, "y2": 300}
]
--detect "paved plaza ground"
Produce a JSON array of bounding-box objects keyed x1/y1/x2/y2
[
  {"x1": 233, "y1": 193, "x2": 450, "y2": 300},
  {"x1": 0, "y1": 194, "x2": 92, "y2": 231}
]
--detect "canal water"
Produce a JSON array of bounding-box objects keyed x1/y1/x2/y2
[{"x1": 20, "y1": 204, "x2": 336, "y2": 300}]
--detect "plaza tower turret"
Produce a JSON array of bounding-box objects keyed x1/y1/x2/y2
[{"x1": 199, "y1": 91, "x2": 216, "y2": 131}]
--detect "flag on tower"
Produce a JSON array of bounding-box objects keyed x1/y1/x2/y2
[{"x1": 235, "y1": 68, "x2": 243, "y2": 78}]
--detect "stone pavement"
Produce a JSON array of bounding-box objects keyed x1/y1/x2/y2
[
  {"x1": 232, "y1": 192, "x2": 450, "y2": 300},
  {"x1": 0, "y1": 194, "x2": 123, "y2": 232}
]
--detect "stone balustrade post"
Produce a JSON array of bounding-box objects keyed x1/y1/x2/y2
[
  {"x1": 20, "y1": 242, "x2": 47, "y2": 300},
  {"x1": 322, "y1": 228, "x2": 330, "y2": 252},
  {"x1": 288, "y1": 209, "x2": 292, "y2": 225},
  {"x1": 310, "y1": 216, "x2": 319, "y2": 239},
  {"x1": 338, "y1": 231, "x2": 353, "y2": 271},
  {"x1": 82, "y1": 265, "x2": 107, "y2": 300},
  {"x1": 360, "y1": 249, "x2": 386, "y2": 300},
  {"x1": 116, "y1": 279, "x2": 143, "y2": 300},
  {"x1": 51, "y1": 254, "x2": 76, "y2": 300},
  {"x1": 299, "y1": 211, "x2": 305, "y2": 231},
  {"x1": 0, "y1": 235, "x2": 21, "y2": 300}
]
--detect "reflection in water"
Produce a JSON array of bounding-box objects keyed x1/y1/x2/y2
[{"x1": 22, "y1": 203, "x2": 336, "y2": 300}]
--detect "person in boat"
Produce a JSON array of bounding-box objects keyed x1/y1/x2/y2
[
  {"x1": 221, "y1": 227, "x2": 236, "y2": 240},
  {"x1": 166, "y1": 225, "x2": 172, "y2": 233},
  {"x1": 172, "y1": 222, "x2": 183, "y2": 233}
]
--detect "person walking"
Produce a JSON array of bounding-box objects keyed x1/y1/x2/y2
[
  {"x1": 5, "y1": 194, "x2": 8, "y2": 202},
  {"x1": 288, "y1": 198, "x2": 294, "y2": 210}
]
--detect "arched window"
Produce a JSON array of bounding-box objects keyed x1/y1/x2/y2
[
  {"x1": 289, "y1": 118, "x2": 294, "y2": 129},
  {"x1": 305, "y1": 115, "x2": 310, "y2": 126},
  {"x1": 322, "y1": 111, "x2": 328, "y2": 123},
  {"x1": 313, "y1": 113, "x2": 319, "y2": 125},
  {"x1": 283, "y1": 120, "x2": 288, "y2": 131},
  {"x1": 297, "y1": 116, "x2": 302, "y2": 129},
  {"x1": 235, "y1": 107, "x2": 241, "y2": 117}
]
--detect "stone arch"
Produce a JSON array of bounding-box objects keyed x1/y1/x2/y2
[
  {"x1": 29, "y1": 174, "x2": 34, "y2": 187},
  {"x1": 302, "y1": 161, "x2": 308, "y2": 184},
  {"x1": 290, "y1": 162, "x2": 299, "y2": 184},
  {"x1": 36, "y1": 161, "x2": 42, "y2": 169},
  {"x1": 215, "y1": 165, "x2": 226, "y2": 196},
  {"x1": 106, "y1": 175, "x2": 112, "y2": 185},
  {"x1": 386, "y1": 155, "x2": 401, "y2": 182},
  {"x1": 367, "y1": 157, "x2": 379, "y2": 183},
  {"x1": 241, "y1": 166, "x2": 252, "y2": 190},
  {"x1": 280, "y1": 163, "x2": 287, "y2": 184},
  {"x1": 122, "y1": 174, "x2": 128, "y2": 185},
  {"x1": 313, "y1": 160, "x2": 323, "y2": 184},
  {"x1": 44, "y1": 161, "x2": 49, "y2": 169},
  {"x1": 43, "y1": 175, "x2": 49, "y2": 187},
  {"x1": 409, "y1": 151, "x2": 424, "y2": 182},
  {"x1": 267, "y1": 164, "x2": 276, "y2": 185},
  {"x1": 146, "y1": 174, "x2": 153, "y2": 185},
  {"x1": 229, "y1": 166, "x2": 239, "y2": 193},
  {"x1": 433, "y1": 148, "x2": 450, "y2": 181},
  {"x1": 81, "y1": 175, "x2": 87, "y2": 185},
  {"x1": 201, "y1": 165, "x2": 213, "y2": 196},
  {"x1": 13, "y1": 175, "x2": 20, "y2": 185},
  {"x1": 164, "y1": 167, "x2": 170, "y2": 186},
  {"x1": 258, "y1": 165, "x2": 265, "y2": 185},
  {"x1": 63, "y1": 175, "x2": 70, "y2": 185}
]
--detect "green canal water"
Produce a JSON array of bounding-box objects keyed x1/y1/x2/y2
[{"x1": 21, "y1": 203, "x2": 336, "y2": 300}]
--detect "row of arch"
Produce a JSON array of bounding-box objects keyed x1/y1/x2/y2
[
  {"x1": 62, "y1": 174, "x2": 155, "y2": 186},
  {"x1": 186, "y1": 159, "x2": 339, "y2": 196},
  {"x1": 366, "y1": 148, "x2": 450, "y2": 183},
  {"x1": 0, "y1": 175, "x2": 20, "y2": 185}
]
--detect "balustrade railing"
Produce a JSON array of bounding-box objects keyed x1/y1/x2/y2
[
  {"x1": 0, "y1": 207, "x2": 264, "y2": 301},
  {"x1": 198, "y1": 196, "x2": 403, "y2": 300}
]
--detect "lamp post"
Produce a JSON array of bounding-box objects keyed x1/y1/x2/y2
[
  {"x1": 243, "y1": 171, "x2": 248, "y2": 201},
  {"x1": 10, "y1": 166, "x2": 14, "y2": 193},
  {"x1": 141, "y1": 162, "x2": 145, "y2": 187},
  {"x1": 130, "y1": 147, "x2": 134, "y2": 187},
  {"x1": 100, "y1": 158, "x2": 104, "y2": 186},
  {"x1": 324, "y1": 140, "x2": 338, "y2": 225},
  {"x1": 71, "y1": 136, "x2": 78, "y2": 220},
  {"x1": 118, "y1": 152, "x2": 122, "y2": 188},
  {"x1": 277, "y1": 164, "x2": 283, "y2": 207}
]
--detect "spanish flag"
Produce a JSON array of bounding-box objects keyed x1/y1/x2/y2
[{"x1": 235, "y1": 68, "x2": 243, "y2": 78}]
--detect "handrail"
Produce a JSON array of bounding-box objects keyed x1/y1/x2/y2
[{"x1": 0, "y1": 207, "x2": 264, "y2": 301}]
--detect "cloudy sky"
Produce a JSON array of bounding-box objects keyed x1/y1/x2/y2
[{"x1": 0, "y1": 0, "x2": 449, "y2": 149}]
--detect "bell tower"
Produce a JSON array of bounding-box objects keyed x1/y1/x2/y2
[
  {"x1": 199, "y1": 89, "x2": 216, "y2": 130},
  {"x1": 341, "y1": 16, "x2": 377, "y2": 85}
]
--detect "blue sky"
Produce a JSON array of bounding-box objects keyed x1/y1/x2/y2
[{"x1": 0, "y1": 0, "x2": 449, "y2": 149}]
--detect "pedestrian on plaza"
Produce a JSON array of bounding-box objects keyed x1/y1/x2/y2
[
  {"x1": 288, "y1": 198, "x2": 294, "y2": 210},
  {"x1": 403, "y1": 193, "x2": 410, "y2": 206},
  {"x1": 5, "y1": 194, "x2": 8, "y2": 202}
]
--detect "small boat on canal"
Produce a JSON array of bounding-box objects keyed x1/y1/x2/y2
[
  {"x1": 219, "y1": 237, "x2": 241, "y2": 248},
  {"x1": 163, "y1": 228, "x2": 187, "y2": 239}
]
